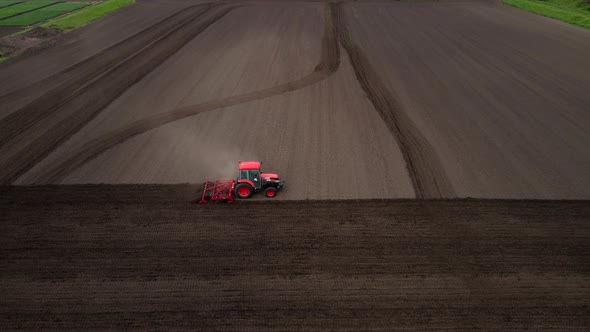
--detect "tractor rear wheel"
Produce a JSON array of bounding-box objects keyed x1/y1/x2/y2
[
  {"x1": 235, "y1": 183, "x2": 253, "y2": 199},
  {"x1": 264, "y1": 187, "x2": 277, "y2": 198}
]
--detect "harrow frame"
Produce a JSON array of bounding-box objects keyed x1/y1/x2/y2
[{"x1": 199, "y1": 180, "x2": 235, "y2": 204}]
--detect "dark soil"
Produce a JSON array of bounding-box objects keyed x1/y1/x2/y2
[
  {"x1": 0, "y1": 26, "x2": 61, "y2": 59},
  {"x1": 25, "y1": 26, "x2": 61, "y2": 39},
  {"x1": 1, "y1": 184, "x2": 589, "y2": 330},
  {"x1": 0, "y1": 26, "x2": 21, "y2": 38},
  {"x1": 27, "y1": 3, "x2": 340, "y2": 185},
  {"x1": 0, "y1": 4, "x2": 233, "y2": 185},
  {"x1": 0, "y1": 43, "x2": 15, "y2": 57},
  {"x1": 334, "y1": 3, "x2": 454, "y2": 199}
]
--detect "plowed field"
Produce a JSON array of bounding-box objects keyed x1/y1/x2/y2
[
  {"x1": 0, "y1": 1, "x2": 588, "y2": 199},
  {"x1": 1, "y1": 0, "x2": 590, "y2": 329},
  {"x1": 1, "y1": 185, "x2": 589, "y2": 330}
]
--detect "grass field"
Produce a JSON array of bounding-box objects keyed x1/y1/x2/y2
[
  {"x1": 503, "y1": 0, "x2": 590, "y2": 29},
  {"x1": 0, "y1": 1, "x2": 23, "y2": 9},
  {"x1": 42, "y1": 0, "x2": 134, "y2": 32},
  {"x1": 0, "y1": 2, "x2": 89, "y2": 26},
  {"x1": 0, "y1": 1, "x2": 56, "y2": 20}
]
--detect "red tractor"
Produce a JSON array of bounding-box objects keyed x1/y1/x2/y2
[
  {"x1": 235, "y1": 161, "x2": 284, "y2": 199},
  {"x1": 198, "y1": 161, "x2": 283, "y2": 203}
]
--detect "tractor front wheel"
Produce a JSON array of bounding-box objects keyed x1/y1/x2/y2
[
  {"x1": 235, "y1": 183, "x2": 253, "y2": 199},
  {"x1": 264, "y1": 187, "x2": 277, "y2": 198}
]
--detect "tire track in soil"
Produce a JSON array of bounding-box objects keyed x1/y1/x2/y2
[
  {"x1": 0, "y1": 5, "x2": 236, "y2": 185},
  {"x1": 0, "y1": 4, "x2": 213, "y2": 146},
  {"x1": 30, "y1": 3, "x2": 341, "y2": 185},
  {"x1": 334, "y1": 3, "x2": 455, "y2": 199}
]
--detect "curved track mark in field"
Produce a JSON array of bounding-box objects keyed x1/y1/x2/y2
[
  {"x1": 0, "y1": 5, "x2": 234, "y2": 185},
  {"x1": 31, "y1": 3, "x2": 341, "y2": 184},
  {"x1": 0, "y1": 4, "x2": 213, "y2": 146},
  {"x1": 334, "y1": 3, "x2": 454, "y2": 198}
]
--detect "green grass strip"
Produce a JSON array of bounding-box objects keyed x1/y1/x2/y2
[
  {"x1": 502, "y1": 0, "x2": 590, "y2": 29},
  {"x1": 0, "y1": 2, "x2": 90, "y2": 26},
  {"x1": 42, "y1": 0, "x2": 134, "y2": 32},
  {"x1": 0, "y1": 1, "x2": 23, "y2": 10},
  {"x1": 0, "y1": 1, "x2": 57, "y2": 20}
]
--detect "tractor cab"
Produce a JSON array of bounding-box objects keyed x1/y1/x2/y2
[
  {"x1": 236, "y1": 161, "x2": 283, "y2": 199},
  {"x1": 238, "y1": 161, "x2": 262, "y2": 189}
]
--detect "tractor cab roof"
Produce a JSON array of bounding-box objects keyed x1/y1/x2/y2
[{"x1": 238, "y1": 161, "x2": 261, "y2": 171}]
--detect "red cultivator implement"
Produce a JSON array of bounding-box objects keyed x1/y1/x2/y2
[{"x1": 199, "y1": 180, "x2": 235, "y2": 204}]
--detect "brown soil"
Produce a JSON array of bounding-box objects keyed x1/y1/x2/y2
[
  {"x1": 342, "y1": 1, "x2": 590, "y2": 199},
  {"x1": 27, "y1": 3, "x2": 340, "y2": 186},
  {"x1": 0, "y1": 27, "x2": 21, "y2": 38},
  {"x1": 0, "y1": 43, "x2": 15, "y2": 57},
  {"x1": 334, "y1": 3, "x2": 454, "y2": 198},
  {"x1": 0, "y1": 4, "x2": 234, "y2": 184},
  {"x1": 25, "y1": 26, "x2": 60, "y2": 38},
  {"x1": 0, "y1": 26, "x2": 63, "y2": 59},
  {"x1": 0, "y1": 0, "x2": 191, "y2": 96},
  {"x1": 0, "y1": 2, "x2": 588, "y2": 329},
  {"x1": 1, "y1": 185, "x2": 589, "y2": 329},
  {"x1": 0, "y1": 5, "x2": 212, "y2": 122},
  {"x1": 0, "y1": 0, "x2": 589, "y2": 200}
]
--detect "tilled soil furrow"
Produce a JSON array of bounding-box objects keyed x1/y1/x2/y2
[
  {"x1": 0, "y1": 185, "x2": 589, "y2": 330},
  {"x1": 0, "y1": 4, "x2": 212, "y2": 145},
  {"x1": 334, "y1": 3, "x2": 455, "y2": 199},
  {"x1": 29, "y1": 3, "x2": 341, "y2": 184},
  {"x1": 0, "y1": 6, "x2": 235, "y2": 185}
]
